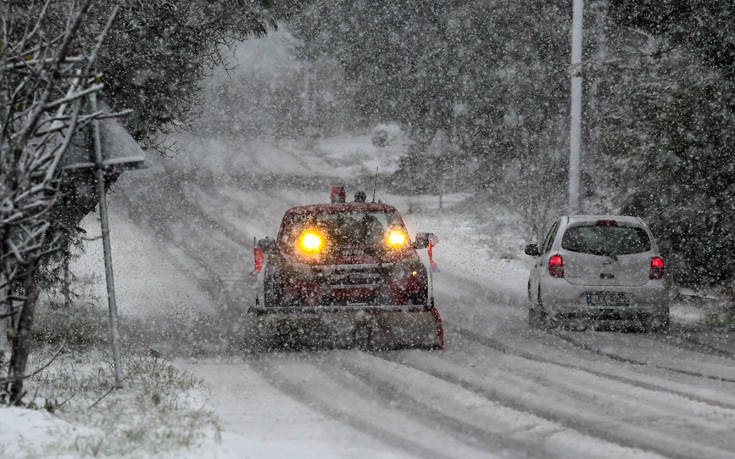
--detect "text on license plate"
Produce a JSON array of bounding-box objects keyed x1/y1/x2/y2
[{"x1": 586, "y1": 292, "x2": 630, "y2": 306}]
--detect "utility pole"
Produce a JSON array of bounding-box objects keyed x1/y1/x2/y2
[
  {"x1": 587, "y1": 0, "x2": 608, "y2": 166},
  {"x1": 569, "y1": 0, "x2": 584, "y2": 213}
]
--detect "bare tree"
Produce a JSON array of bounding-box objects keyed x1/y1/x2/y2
[
  {"x1": 0, "y1": 0, "x2": 118, "y2": 405},
  {"x1": 506, "y1": 113, "x2": 569, "y2": 244}
]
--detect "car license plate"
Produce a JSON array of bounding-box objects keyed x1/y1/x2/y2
[{"x1": 586, "y1": 292, "x2": 629, "y2": 306}]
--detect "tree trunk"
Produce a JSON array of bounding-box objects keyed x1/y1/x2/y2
[
  {"x1": 62, "y1": 251, "x2": 72, "y2": 309},
  {"x1": 0, "y1": 273, "x2": 8, "y2": 370},
  {"x1": 8, "y1": 269, "x2": 40, "y2": 405}
]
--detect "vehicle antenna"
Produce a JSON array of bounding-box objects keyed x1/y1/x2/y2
[{"x1": 372, "y1": 165, "x2": 379, "y2": 203}]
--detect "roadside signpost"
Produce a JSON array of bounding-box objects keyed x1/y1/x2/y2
[{"x1": 63, "y1": 95, "x2": 145, "y2": 388}]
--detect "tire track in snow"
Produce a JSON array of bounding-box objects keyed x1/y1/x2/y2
[
  {"x1": 247, "y1": 355, "x2": 490, "y2": 459},
  {"x1": 648, "y1": 328, "x2": 735, "y2": 360},
  {"x1": 315, "y1": 353, "x2": 553, "y2": 459},
  {"x1": 449, "y1": 322, "x2": 735, "y2": 411},
  {"x1": 445, "y1": 330, "x2": 735, "y2": 445},
  {"x1": 377, "y1": 349, "x2": 731, "y2": 459},
  {"x1": 548, "y1": 330, "x2": 735, "y2": 384},
  {"x1": 523, "y1": 326, "x2": 735, "y2": 405}
]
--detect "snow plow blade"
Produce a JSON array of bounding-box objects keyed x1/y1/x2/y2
[{"x1": 247, "y1": 304, "x2": 444, "y2": 351}]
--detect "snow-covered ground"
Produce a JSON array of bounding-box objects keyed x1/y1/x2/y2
[
  {"x1": 0, "y1": 407, "x2": 96, "y2": 457},
  {"x1": 3, "y1": 131, "x2": 723, "y2": 458}
]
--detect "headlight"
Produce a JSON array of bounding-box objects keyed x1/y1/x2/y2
[
  {"x1": 387, "y1": 230, "x2": 407, "y2": 247},
  {"x1": 299, "y1": 232, "x2": 323, "y2": 253}
]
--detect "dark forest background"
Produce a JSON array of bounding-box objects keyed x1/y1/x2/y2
[{"x1": 199, "y1": 0, "x2": 735, "y2": 287}]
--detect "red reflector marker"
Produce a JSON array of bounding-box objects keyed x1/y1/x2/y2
[
  {"x1": 650, "y1": 257, "x2": 664, "y2": 279},
  {"x1": 549, "y1": 254, "x2": 564, "y2": 278}
]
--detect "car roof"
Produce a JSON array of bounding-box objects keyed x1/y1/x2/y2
[
  {"x1": 285, "y1": 202, "x2": 398, "y2": 215},
  {"x1": 561, "y1": 215, "x2": 646, "y2": 226}
]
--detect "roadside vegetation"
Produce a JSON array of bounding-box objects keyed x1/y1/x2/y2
[
  {"x1": 1, "y1": 0, "x2": 300, "y2": 406},
  {"x1": 14, "y1": 291, "x2": 220, "y2": 457}
]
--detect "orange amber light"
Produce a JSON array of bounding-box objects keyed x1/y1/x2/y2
[
  {"x1": 300, "y1": 232, "x2": 322, "y2": 252},
  {"x1": 387, "y1": 230, "x2": 407, "y2": 247}
]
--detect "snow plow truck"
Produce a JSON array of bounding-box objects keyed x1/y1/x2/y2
[{"x1": 248, "y1": 186, "x2": 444, "y2": 350}]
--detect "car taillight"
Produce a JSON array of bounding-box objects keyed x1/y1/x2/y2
[
  {"x1": 650, "y1": 257, "x2": 664, "y2": 279},
  {"x1": 549, "y1": 254, "x2": 564, "y2": 278},
  {"x1": 596, "y1": 219, "x2": 617, "y2": 226}
]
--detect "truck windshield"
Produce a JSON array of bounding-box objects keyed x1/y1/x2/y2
[
  {"x1": 280, "y1": 210, "x2": 404, "y2": 248},
  {"x1": 561, "y1": 225, "x2": 651, "y2": 256}
]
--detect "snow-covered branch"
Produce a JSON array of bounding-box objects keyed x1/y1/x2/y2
[{"x1": 0, "y1": 0, "x2": 120, "y2": 406}]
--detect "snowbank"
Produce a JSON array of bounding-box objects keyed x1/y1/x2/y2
[{"x1": 0, "y1": 407, "x2": 97, "y2": 458}]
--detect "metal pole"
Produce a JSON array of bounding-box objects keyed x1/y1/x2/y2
[
  {"x1": 569, "y1": 0, "x2": 584, "y2": 213},
  {"x1": 91, "y1": 93, "x2": 123, "y2": 388}
]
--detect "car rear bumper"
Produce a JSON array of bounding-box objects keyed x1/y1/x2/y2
[{"x1": 539, "y1": 278, "x2": 669, "y2": 318}]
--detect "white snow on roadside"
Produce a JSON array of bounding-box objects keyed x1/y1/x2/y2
[
  {"x1": 71, "y1": 211, "x2": 216, "y2": 319},
  {"x1": 0, "y1": 407, "x2": 98, "y2": 458},
  {"x1": 179, "y1": 359, "x2": 409, "y2": 459}
]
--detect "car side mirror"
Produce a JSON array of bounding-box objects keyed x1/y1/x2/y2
[
  {"x1": 524, "y1": 243, "x2": 540, "y2": 256},
  {"x1": 413, "y1": 232, "x2": 435, "y2": 249},
  {"x1": 257, "y1": 237, "x2": 277, "y2": 254}
]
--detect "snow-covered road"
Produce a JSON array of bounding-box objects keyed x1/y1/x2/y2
[{"x1": 85, "y1": 139, "x2": 735, "y2": 458}]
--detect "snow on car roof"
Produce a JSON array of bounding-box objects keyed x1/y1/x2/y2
[{"x1": 285, "y1": 202, "x2": 398, "y2": 215}]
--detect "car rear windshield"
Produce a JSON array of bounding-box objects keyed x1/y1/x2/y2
[
  {"x1": 280, "y1": 210, "x2": 404, "y2": 249},
  {"x1": 561, "y1": 225, "x2": 651, "y2": 256}
]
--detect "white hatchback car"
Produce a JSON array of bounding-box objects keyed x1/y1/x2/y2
[{"x1": 525, "y1": 215, "x2": 669, "y2": 332}]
